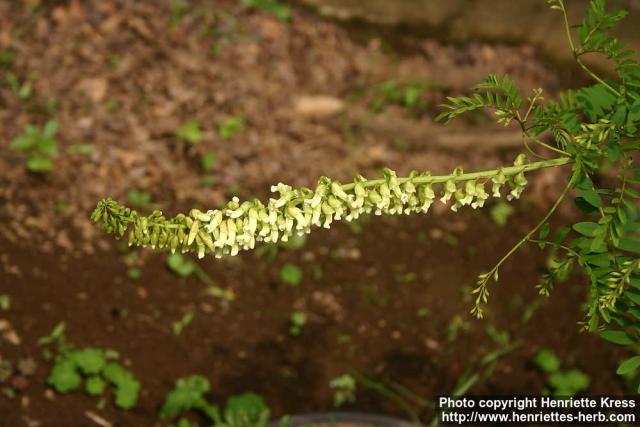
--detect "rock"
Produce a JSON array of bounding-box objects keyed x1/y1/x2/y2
[
  {"x1": 294, "y1": 95, "x2": 345, "y2": 119},
  {"x1": 77, "y1": 78, "x2": 108, "y2": 103}
]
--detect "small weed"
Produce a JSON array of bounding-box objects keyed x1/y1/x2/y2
[
  {"x1": 241, "y1": 0, "x2": 291, "y2": 21},
  {"x1": 330, "y1": 374, "x2": 356, "y2": 407},
  {"x1": 177, "y1": 119, "x2": 204, "y2": 144},
  {"x1": 534, "y1": 349, "x2": 590, "y2": 396},
  {"x1": 280, "y1": 263, "x2": 302, "y2": 286},
  {"x1": 109, "y1": 55, "x2": 121, "y2": 68},
  {"x1": 170, "y1": 0, "x2": 190, "y2": 28},
  {"x1": 105, "y1": 99, "x2": 119, "y2": 112},
  {"x1": 0, "y1": 294, "x2": 10, "y2": 311},
  {"x1": 39, "y1": 323, "x2": 141, "y2": 409},
  {"x1": 395, "y1": 271, "x2": 417, "y2": 283},
  {"x1": 490, "y1": 202, "x2": 514, "y2": 227},
  {"x1": 217, "y1": 115, "x2": 245, "y2": 140},
  {"x1": 337, "y1": 334, "x2": 351, "y2": 344},
  {"x1": 127, "y1": 190, "x2": 151, "y2": 207},
  {"x1": 289, "y1": 311, "x2": 306, "y2": 336},
  {"x1": 0, "y1": 49, "x2": 16, "y2": 67},
  {"x1": 201, "y1": 152, "x2": 217, "y2": 172},
  {"x1": 172, "y1": 311, "x2": 194, "y2": 336},
  {"x1": 5, "y1": 72, "x2": 32, "y2": 100},
  {"x1": 166, "y1": 254, "x2": 215, "y2": 286},
  {"x1": 127, "y1": 268, "x2": 142, "y2": 280},
  {"x1": 160, "y1": 375, "x2": 271, "y2": 426},
  {"x1": 10, "y1": 120, "x2": 59, "y2": 173},
  {"x1": 256, "y1": 234, "x2": 307, "y2": 261},
  {"x1": 447, "y1": 315, "x2": 471, "y2": 342},
  {"x1": 66, "y1": 144, "x2": 95, "y2": 155},
  {"x1": 202, "y1": 175, "x2": 216, "y2": 187},
  {"x1": 206, "y1": 286, "x2": 236, "y2": 302},
  {"x1": 369, "y1": 80, "x2": 438, "y2": 115},
  {"x1": 416, "y1": 307, "x2": 430, "y2": 318},
  {"x1": 485, "y1": 324, "x2": 510, "y2": 346},
  {"x1": 167, "y1": 253, "x2": 197, "y2": 277}
]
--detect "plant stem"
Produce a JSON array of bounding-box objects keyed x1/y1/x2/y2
[
  {"x1": 558, "y1": 0, "x2": 623, "y2": 98},
  {"x1": 488, "y1": 178, "x2": 574, "y2": 275},
  {"x1": 341, "y1": 157, "x2": 572, "y2": 191}
]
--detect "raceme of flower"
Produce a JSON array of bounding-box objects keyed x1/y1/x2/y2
[{"x1": 91, "y1": 155, "x2": 571, "y2": 259}]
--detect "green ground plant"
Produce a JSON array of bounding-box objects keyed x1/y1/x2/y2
[
  {"x1": 218, "y1": 115, "x2": 245, "y2": 140},
  {"x1": 38, "y1": 323, "x2": 141, "y2": 409},
  {"x1": 160, "y1": 375, "x2": 272, "y2": 427},
  {"x1": 92, "y1": 0, "x2": 640, "y2": 397},
  {"x1": 289, "y1": 311, "x2": 306, "y2": 336},
  {"x1": 280, "y1": 263, "x2": 303, "y2": 286},
  {"x1": 534, "y1": 349, "x2": 591, "y2": 396},
  {"x1": 329, "y1": 374, "x2": 356, "y2": 407},
  {"x1": 369, "y1": 80, "x2": 437, "y2": 115},
  {"x1": 10, "y1": 120, "x2": 59, "y2": 173},
  {"x1": 241, "y1": 0, "x2": 291, "y2": 21},
  {"x1": 177, "y1": 119, "x2": 204, "y2": 145}
]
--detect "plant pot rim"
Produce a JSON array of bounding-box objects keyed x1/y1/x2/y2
[{"x1": 268, "y1": 412, "x2": 425, "y2": 427}]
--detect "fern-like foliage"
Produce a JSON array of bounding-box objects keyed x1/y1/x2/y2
[
  {"x1": 577, "y1": 0, "x2": 640, "y2": 88},
  {"x1": 440, "y1": 0, "x2": 640, "y2": 387},
  {"x1": 436, "y1": 74, "x2": 527, "y2": 126}
]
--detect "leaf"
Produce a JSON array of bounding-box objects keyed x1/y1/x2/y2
[
  {"x1": 538, "y1": 223, "x2": 551, "y2": 248},
  {"x1": 490, "y1": 202, "x2": 514, "y2": 227},
  {"x1": 71, "y1": 348, "x2": 107, "y2": 375},
  {"x1": 166, "y1": 254, "x2": 197, "y2": 277},
  {"x1": 535, "y1": 350, "x2": 560, "y2": 373},
  {"x1": 201, "y1": 153, "x2": 217, "y2": 172},
  {"x1": 160, "y1": 375, "x2": 211, "y2": 419},
  {"x1": 617, "y1": 238, "x2": 640, "y2": 254},
  {"x1": 177, "y1": 119, "x2": 203, "y2": 144},
  {"x1": 47, "y1": 360, "x2": 82, "y2": 393},
  {"x1": 10, "y1": 135, "x2": 34, "y2": 152},
  {"x1": 114, "y1": 378, "x2": 141, "y2": 409},
  {"x1": 38, "y1": 322, "x2": 66, "y2": 346},
  {"x1": 85, "y1": 376, "x2": 107, "y2": 396},
  {"x1": 576, "y1": 84, "x2": 617, "y2": 121},
  {"x1": 605, "y1": 140, "x2": 621, "y2": 161},
  {"x1": 66, "y1": 144, "x2": 95, "y2": 155},
  {"x1": 576, "y1": 178, "x2": 602, "y2": 208},
  {"x1": 127, "y1": 268, "x2": 142, "y2": 280},
  {"x1": 224, "y1": 393, "x2": 269, "y2": 424},
  {"x1": 218, "y1": 116, "x2": 245, "y2": 139},
  {"x1": 600, "y1": 330, "x2": 634, "y2": 345},
  {"x1": 548, "y1": 369, "x2": 590, "y2": 397},
  {"x1": 43, "y1": 120, "x2": 59, "y2": 138},
  {"x1": 172, "y1": 311, "x2": 194, "y2": 336},
  {"x1": 280, "y1": 263, "x2": 303, "y2": 286},
  {"x1": 26, "y1": 155, "x2": 54, "y2": 173},
  {"x1": 242, "y1": 0, "x2": 291, "y2": 21},
  {"x1": 625, "y1": 290, "x2": 640, "y2": 305},
  {"x1": 102, "y1": 363, "x2": 134, "y2": 387},
  {"x1": 616, "y1": 355, "x2": 640, "y2": 375},
  {"x1": 554, "y1": 227, "x2": 571, "y2": 244},
  {"x1": 625, "y1": 188, "x2": 640, "y2": 199},
  {"x1": 127, "y1": 190, "x2": 151, "y2": 207},
  {"x1": 573, "y1": 222, "x2": 599, "y2": 236}
]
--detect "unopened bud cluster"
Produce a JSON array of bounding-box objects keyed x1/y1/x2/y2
[{"x1": 92, "y1": 155, "x2": 535, "y2": 259}]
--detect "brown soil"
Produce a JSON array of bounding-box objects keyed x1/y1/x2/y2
[{"x1": 0, "y1": 1, "x2": 630, "y2": 427}]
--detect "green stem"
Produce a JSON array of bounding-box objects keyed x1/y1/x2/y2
[
  {"x1": 488, "y1": 178, "x2": 574, "y2": 275},
  {"x1": 341, "y1": 157, "x2": 572, "y2": 191},
  {"x1": 558, "y1": 0, "x2": 622, "y2": 98},
  {"x1": 576, "y1": 58, "x2": 621, "y2": 97}
]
